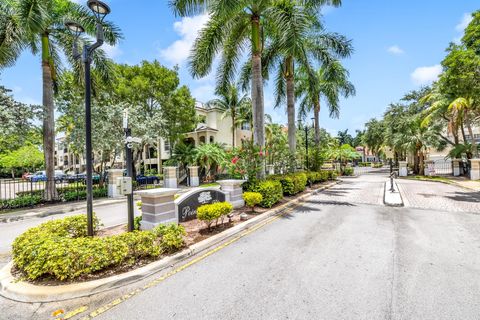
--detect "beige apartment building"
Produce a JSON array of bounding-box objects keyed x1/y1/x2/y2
[{"x1": 55, "y1": 101, "x2": 252, "y2": 174}]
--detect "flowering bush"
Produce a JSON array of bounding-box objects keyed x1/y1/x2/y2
[{"x1": 224, "y1": 141, "x2": 266, "y2": 182}]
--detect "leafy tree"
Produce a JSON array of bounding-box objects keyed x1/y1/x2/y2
[
  {"x1": 0, "y1": 0, "x2": 121, "y2": 200},
  {"x1": 336, "y1": 129, "x2": 354, "y2": 146},
  {"x1": 362, "y1": 119, "x2": 385, "y2": 158},
  {"x1": 438, "y1": 44, "x2": 480, "y2": 158},
  {"x1": 116, "y1": 61, "x2": 197, "y2": 161},
  {"x1": 0, "y1": 144, "x2": 44, "y2": 178},
  {"x1": 207, "y1": 84, "x2": 252, "y2": 148},
  {"x1": 194, "y1": 143, "x2": 226, "y2": 180},
  {"x1": 462, "y1": 11, "x2": 480, "y2": 54},
  {"x1": 0, "y1": 86, "x2": 40, "y2": 154}
]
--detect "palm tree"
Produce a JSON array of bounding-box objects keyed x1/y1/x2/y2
[
  {"x1": 170, "y1": 0, "x2": 342, "y2": 177},
  {"x1": 297, "y1": 60, "x2": 355, "y2": 145},
  {"x1": 207, "y1": 84, "x2": 252, "y2": 148},
  {"x1": 260, "y1": 2, "x2": 352, "y2": 154},
  {"x1": 449, "y1": 97, "x2": 479, "y2": 158},
  {"x1": 0, "y1": 0, "x2": 121, "y2": 200}
]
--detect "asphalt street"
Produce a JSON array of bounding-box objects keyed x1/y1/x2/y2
[{"x1": 1, "y1": 172, "x2": 480, "y2": 320}]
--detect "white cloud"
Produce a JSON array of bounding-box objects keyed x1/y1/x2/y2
[
  {"x1": 159, "y1": 14, "x2": 209, "y2": 66},
  {"x1": 102, "y1": 44, "x2": 122, "y2": 59},
  {"x1": 387, "y1": 45, "x2": 404, "y2": 55},
  {"x1": 411, "y1": 65, "x2": 442, "y2": 86},
  {"x1": 192, "y1": 84, "x2": 215, "y2": 103},
  {"x1": 455, "y1": 13, "x2": 473, "y2": 32}
]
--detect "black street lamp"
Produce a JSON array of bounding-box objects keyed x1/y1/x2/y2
[
  {"x1": 298, "y1": 118, "x2": 315, "y2": 171},
  {"x1": 65, "y1": 0, "x2": 111, "y2": 236}
]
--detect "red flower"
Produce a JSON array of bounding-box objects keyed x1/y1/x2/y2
[
  {"x1": 259, "y1": 151, "x2": 263, "y2": 156},
  {"x1": 232, "y1": 156, "x2": 239, "y2": 164}
]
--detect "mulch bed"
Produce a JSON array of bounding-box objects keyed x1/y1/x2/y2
[{"x1": 12, "y1": 181, "x2": 333, "y2": 285}]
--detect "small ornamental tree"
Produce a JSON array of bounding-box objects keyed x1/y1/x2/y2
[{"x1": 243, "y1": 192, "x2": 263, "y2": 212}]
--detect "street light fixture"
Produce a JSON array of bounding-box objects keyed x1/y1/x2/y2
[
  {"x1": 298, "y1": 118, "x2": 315, "y2": 171},
  {"x1": 65, "y1": 1, "x2": 111, "y2": 236}
]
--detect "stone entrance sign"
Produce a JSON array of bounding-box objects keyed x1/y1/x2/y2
[{"x1": 175, "y1": 188, "x2": 227, "y2": 222}]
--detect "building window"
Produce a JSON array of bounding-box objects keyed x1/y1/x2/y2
[
  {"x1": 199, "y1": 115, "x2": 207, "y2": 124},
  {"x1": 241, "y1": 122, "x2": 250, "y2": 131},
  {"x1": 164, "y1": 141, "x2": 170, "y2": 152},
  {"x1": 209, "y1": 136, "x2": 214, "y2": 143}
]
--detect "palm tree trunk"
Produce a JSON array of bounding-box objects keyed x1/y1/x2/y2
[
  {"x1": 466, "y1": 119, "x2": 479, "y2": 158},
  {"x1": 251, "y1": 15, "x2": 265, "y2": 178},
  {"x1": 285, "y1": 57, "x2": 296, "y2": 155},
  {"x1": 41, "y1": 33, "x2": 57, "y2": 201},
  {"x1": 314, "y1": 98, "x2": 321, "y2": 145},
  {"x1": 232, "y1": 113, "x2": 236, "y2": 148}
]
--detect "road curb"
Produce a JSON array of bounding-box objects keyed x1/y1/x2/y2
[{"x1": 0, "y1": 180, "x2": 339, "y2": 303}]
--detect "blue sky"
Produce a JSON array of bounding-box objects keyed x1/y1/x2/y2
[{"x1": 0, "y1": 0, "x2": 478, "y2": 136}]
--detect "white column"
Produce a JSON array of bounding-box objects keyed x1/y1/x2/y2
[
  {"x1": 188, "y1": 166, "x2": 200, "y2": 187},
  {"x1": 136, "y1": 188, "x2": 180, "y2": 230},
  {"x1": 217, "y1": 179, "x2": 246, "y2": 208},
  {"x1": 398, "y1": 161, "x2": 408, "y2": 177},
  {"x1": 470, "y1": 159, "x2": 480, "y2": 181},
  {"x1": 163, "y1": 166, "x2": 178, "y2": 188}
]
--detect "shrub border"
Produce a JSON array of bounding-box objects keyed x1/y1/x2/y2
[{"x1": 0, "y1": 180, "x2": 339, "y2": 303}]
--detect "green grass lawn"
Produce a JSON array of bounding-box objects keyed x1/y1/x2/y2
[
  {"x1": 406, "y1": 175, "x2": 454, "y2": 184},
  {"x1": 199, "y1": 182, "x2": 220, "y2": 188}
]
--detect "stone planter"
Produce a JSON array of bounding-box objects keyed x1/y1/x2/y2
[
  {"x1": 470, "y1": 159, "x2": 480, "y2": 181},
  {"x1": 107, "y1": 169, "x2": 124, "y2": 198},
  {"x1": 136, "y1": 188, "x2": 180, "y2": 229},
  {"x1": 217, "y1": 179, "x2": 246, "y2": 208}
]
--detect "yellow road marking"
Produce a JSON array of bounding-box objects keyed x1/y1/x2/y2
[
  {"x1": 73, "y1": 202, "x2": 302, "y2": 320},
  {"x1": 61, "y1": 306, "x2": 88, "y2": 319}
]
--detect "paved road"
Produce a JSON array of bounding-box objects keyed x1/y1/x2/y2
[
  {"x1": 2, "y1": 173, "x2": 480, "y2": 319},
  {"x1": 397, "y1": 178, "x2": 480, "y2": 213}
]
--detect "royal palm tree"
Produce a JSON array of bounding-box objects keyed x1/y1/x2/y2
[
  {"x1": 449, "y1": 97, "x2": 479, "y2": 158},
  {"x1": 170, "y1": 0, "x2": 342, "y2": 177},
  {"x1": 207, "y1": 84, "x2": 252, "y2": 148},
  {"x1": 0, "y1": 0, "x2": 121, "y2": 200},
  {"x1": 297, "y1": 60, "x2": 355, "y2": 145}
]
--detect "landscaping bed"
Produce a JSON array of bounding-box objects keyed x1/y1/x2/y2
[{"x1": 8, "y1": 170, "x2": 337, "y2": 287}]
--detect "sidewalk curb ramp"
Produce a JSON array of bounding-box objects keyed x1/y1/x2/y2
[{"x1": 0, "y1": 181, "x2": 339, "y2": 303}]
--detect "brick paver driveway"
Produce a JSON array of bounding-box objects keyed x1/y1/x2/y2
[{"x1": 397, "y1": 179, "x2": 480, "y2": 213}]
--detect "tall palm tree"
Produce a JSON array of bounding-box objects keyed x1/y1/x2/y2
[
  {"x1": 297, "y1": 60, "x2": 355, "y2": 145},
  {"x1": 170, "y1": 0, "x2": 342, "y2": 177},
  {"x1": 259, "y1": 1, "x2": 351, "y2": 154},
  {"x1": 0, "y1": 0, "x2": 121, "y2": 200},
  {"x1": 207, "y1": 84, "x2": 252, "y2": 148}
]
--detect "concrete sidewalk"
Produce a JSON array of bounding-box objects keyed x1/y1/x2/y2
[{"x1": 0, "y1": 196, "x2": 135, "y2": 223}]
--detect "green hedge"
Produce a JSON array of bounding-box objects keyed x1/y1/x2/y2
[
  {"x1": 12, "y1": 215, "x2": 185, "y2": 281},
  {"x1": 244, "y1": 180, "x2": 283, "y2": 208},
  {"x1": 269, "y1": 172, "x2": 308, "y2": 196},
  {"x1": 1, "y1": 186, "x2": 108, "y2": 211}
]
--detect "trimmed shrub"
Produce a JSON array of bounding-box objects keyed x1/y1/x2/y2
[
  {"x1": 246, "y1": 180, "x2": 283, "y2": 208},
  {"x1": 152, "y1": 223, "x2": 186, "y2": 253},
  {"x1": 342, "y1": 167, "x2": 354, "y2": 176},
  {"x1": 243, "y1": 192, "x2": 263, "y2": 212},
  {"x1": 11, "y1": 214, "x2": 182, "y2": 281},
  {"x1": 197, "y1": 202, "x2": 233, "y2": 229},
  {"x1": 322, "y1": 170, "x2": 337, "y2": 180},
  {"x1": 269, "y1": 172, "x2": 307, "y2": 196},
  {"x1": 0, "y1": 194, "x2": 43, "y2": 210}
]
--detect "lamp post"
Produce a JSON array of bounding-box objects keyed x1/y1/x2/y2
[
  {"x1": 65, "y1": 0, "x2": 111, "y2": 236},
  {"x1": 298, "y1": 118, "x2": 315, "y2": 171}
]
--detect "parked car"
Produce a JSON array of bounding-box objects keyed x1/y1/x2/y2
[
  {"x1": 29, "y1": 170, "x2": 66, "y2": 182},
  {"x1": 66, "y1": 172, "x2": 101, "y2": 183},
  {"x1": 136, "y1": 175, "x2": 161, "y2": 184}
]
